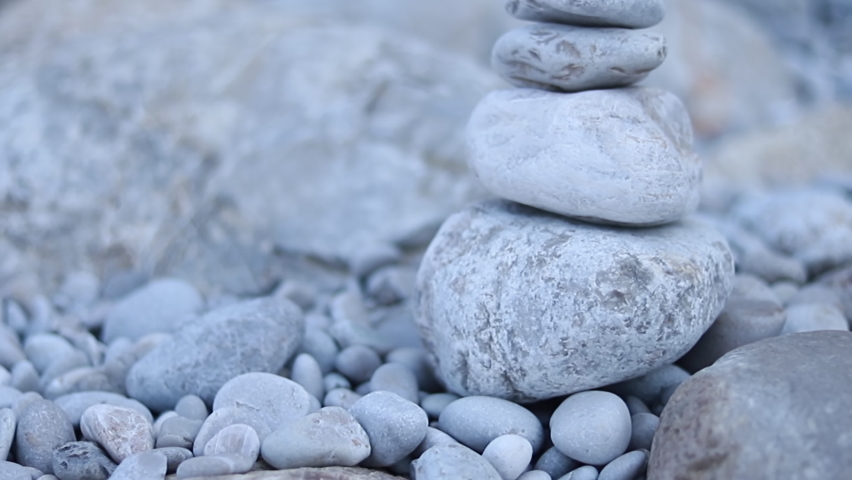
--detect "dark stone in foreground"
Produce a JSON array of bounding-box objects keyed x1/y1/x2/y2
[{"x1": 650, "y1": 331, "x2": 852, "y2": 479}]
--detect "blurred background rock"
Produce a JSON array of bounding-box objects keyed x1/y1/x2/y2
[{"x1": 0, "y1": 0, "x2": 849, "y2": 297}]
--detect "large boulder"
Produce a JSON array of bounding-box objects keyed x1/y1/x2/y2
[
  {"x1": 650, "y1": 331, "x2": 852, "y2": 479},
  {"x1": 0, "y1": 0, "x2": 501, "y2": 295},
  {"x1": 414, "y1": 200, "x2": 734, "y2": 402}
]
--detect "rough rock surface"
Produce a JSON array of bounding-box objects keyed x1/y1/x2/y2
[
  {"x1": 415, "y1": 200, "x2": 734, "y2": 402},
  {"x1": 650, "y1": 331, "x2": 852, "y2": 479},
  {"x1": 0, "y1": 0, "x2": 500, "y2": 295},
  {"x1": 467, "y1": 87, "x2": 701, "y2": 226}
]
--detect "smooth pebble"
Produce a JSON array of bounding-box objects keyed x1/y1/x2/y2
[
  {"x1": 335, "y1": 345, "x2": 382, "y2": 384},
  {"x1": 598, "y1": 450, "x2": 647, "y2": 480},
  {"x1": 438, "y1": 396, "x2": 545, "y2": 454},
  {"x1": 782, "y1": 303, "x2": 848, "y2": 334},
  {"x1": 291, "y1": 353, "x2": 325, "y2": 401},
  {"x1": 535, "y1": 446, "x2": 579, "y2": 479},
  {"x1": 550, "y1": 391, "x2": 631, "y2": 465},
  {"x1": 411, "y1": 443, "x2": 501, "y2": 480},
  {"x1": 558, "y1": 465, "x2": 599, "y2": 480},
  {"x1": 53, "y1": 391, "x2": 152, "y2": 428},
  {"x1": 0, "y1": 409, "x2": 13, "y2": 461},
  {"x1": 101, "y1": 278, "x2": 202, "y2": 343},
  {"x1": 156, "y1": 416, "x2": 203, "y2": 449},
  {"x1": 108, "y1": 451, "x2": 167, "y2": 480},
  {"x1": 482, "y1": 434, "x2": 533, "y2": 480},
  {"x1": 173, "y1": 395, "x2": 208, "y2": 422},
  {"x1": 15, "y1": 399, "x2": 75, "y2": 474},
  {"x1": 370, "y1": 363, "x2": 419, "y2": 403},
  {"x1": 420, "y1": 393, "x2": 460, "y2": 419},
  {"x1": 629, "y1": 413, "x2": 659, "y2": 451},
  {"x1": 323, "y1": 388, "x2": 362, "y2": 410},
  {"x1": 348, "y1": 391, "x2": 428, "y2": 467}
]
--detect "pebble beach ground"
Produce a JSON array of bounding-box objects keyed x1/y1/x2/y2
[{"x1": 2, "y1": 0, "x2": 852, "y2": 479}]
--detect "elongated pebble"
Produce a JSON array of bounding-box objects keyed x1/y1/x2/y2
[
  {"x1": 505, "y1": 0, "x2": 665, "y2": 28},
  {"x1": 291, "y1": 353, "x2": 325, "y2": 400},
  {"x1": 175, "y1": 454, "x2": 246, "y2": 478},
  {"x1": 0, "y1": 326, "x2": 25, "y2": 370},
  {"x1": 261, "y1": 406, "x2": 371, "y2": 469},
  {"x1": 101, "y1": 278, "x2": 202, "y2": 343},
  {"x1": 299, "y1": 327, "x2": 339, "y2": 374},
  {"x1": 174, "y1": 395, "x2": 208, "y2": 422},
  {"x1": 550, "y1": 391, "x2": 631, "y2": 465},
  {"x1": 0, "y1": 386, "x2": 21, "y2": 410},
  {"x1": 535, "y1": 446, "x2": 579, "y2": 479},
  {"x1": 0, "y1": 460, "x2": 40, "y2": 479},
  {"x1": 370, "y1": 363, "x2": 419, "y2": 403},
  {"x1": 329, "y1": 320, "x2": 395, "y2": 355},
  {"x1": 323, "y1": 388, "x2": 361, "y2": 409},
  {"x1": 482, "y1": 434, "x2": 533, "y2": 480},
  {"x1": 598, "y1": 450, "x2": 647, "y2": 480},
  {"x1": 559, "y1": 465, "x2": 599, "y2": 480},
  {"x1": 23, "y1": 334, "x2": 76, "y2": 374},
  {"x1": 80, "y1": 404, "x2": 154, "y2": 463},
  {"x1": 15, "y1": 399, "x2": 75, "y2": 474},
  {"x1": 109, "y1": 451, "x2": 167, "y2": 480},
  {"x1": 348, "y1": 391, "x2": 428, "y2": 467},
  {"x1": 42, "y1": 367, "x2": 118, "y2": 400},
  {"x1": 411, "y1": 443, "x2": 501, "y2": 480},
  {"x1": 439, "y1": 396, "x2": 544, "y2": 454},
  {"x1": 0, "y1": 409, "x2": 13, "y2": 461}
]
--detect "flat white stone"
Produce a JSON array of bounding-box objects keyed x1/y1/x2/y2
[
  {"x1": 467, "y1": 87, "x2": 700, "y2": 226},
  {"x1": 492, "y1": 23, "x2": 666, "y2": 92}
]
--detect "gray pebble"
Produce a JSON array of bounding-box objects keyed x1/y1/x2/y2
[
  {"x1": 335, "y1": 345, "x2": 382, "y2": 384},
  {"x1": 535, "y1": 446, "x2": 579, "y2": 479},
  {"x1": 108, "y1": 451, "x2": 167, "y2": 480},
  {"x1": 550, "y1": 391, "x2": 631, "y2": 465},
  {"x1": 355, "y1": 381, "x2": 373, "y2": 396},
  {"x1": 55, "y1": 327, "x2": 103, "y2": 369},
  {"x1": 328, "y1": 320, "x2": 394, "y2": 355},
  {"x1": 518, "y1": 471, "x2": 552, "y2": 480},
  {"x1": 678, "y1": 299, "x2": 787, "y2": 373},
  {"x1": 370, "y1": 363, "x2": 419, "y2": 403},
  {"x1": 291, "y1": 353, "x2": 325, "y2": 401},
  {"x1": 598, "y1": 450, "x2": 647, "y2": 480},
  {"x1": 420, "y1": 393, "x2": 460, "y2": 419},
  {"x1": 439, "y1": 396, "x2": 545, "y2": 454},
  {"x1": 10, "y1": 361, "x2": 38, "y2": 393},
  {"x1": 482, "y1": 434, "x2": 533, "y2": 480},
  {"x1": 193, "y1": 407, "x2": 272, "y2": 457},
  {"x1": 492, "y1": 24, "x2": 665, "y2": 92},
  {"x1": 629, "y1": 413, "x2": 659, "y2": 451},
  {"x1": 156, "y1": 416, "x2": 203, "y2": 449},
  {"x1": 411, "y1": 443, "x2": 501, "y2": 480},
  {"x1": 212, "y1": 372, "x2": 313, "y2": 437},
  {"x1": 729, "y1": 274, "x2": 781, "y2": 304},
  {"x1": 11, "y1": 392, "x2": 42, "y2": 417},
  {"x1": 203, "y1": 424, "x2": 259, "y2": 473},
  {"x1": 100, "y1": 271, "x2": 148, "y2": 300},
  {"x1": 261, "y1": 406, "x2": 371, "y2": 469},
  {"x1": 52, "y1": 271, "x2": 99, "y2": 314},
  {"x1": 23, "y1": 334, "x2": 76, "y2": 374},
  {"x1": 505, "y1": 0, "x2": 665, "y2": 28},
  {"x1": 0, "y1": 386, "x2": 21, "y2": 410},
  {"x1": 782, "y1": 304, "x2": 848, "y2": 334},
  {"x1": 558, "y1": 465, "x2": 599, "y2": 480},
  {"x1": 15, "y1": 399, "x2": 75, "y2": 474},
  {"x1": 152, "y1": 411, "x2": 177, "y2": 436},
  {"x1": 102, "y1": 333, "x2": 170, "y2": 395},
  {"x1": 43, "y1": 367, "x2": 119, "y2": 400},
  {"x1": 323, "y1": 388, "x2": 362, "y2": 410},
  {"x1": 127, "y1": 297, "x2": 304, "y2": 411},
  {"x1": 366, "y1": 266, "x2": 416, "y2": 306},
  {"x1": 323, "y1": 372, "x2": 351, "y2": 392},
  {"x1": 771, "y1": 282, "x2": 800, "y2": 304},
  {"x1": 623, "y1": 396, "x2": 651, "y2": 416},
  {"x1": 348, "y1": 391, "x2": 428, "y2": 467},
  {"x1": 80, "y1": 404, "x2": 154, "y2": 463},
  {"x1": 101, "y1": 278, "x2": 203, "y2": 343},
  {"x1": 174, "y1": 395, "x2": 208, "y2": 422},
  {"x1": 412, "y1": 427, "x2": 461, "y2": 457},
  {"x1": 708, "y1": 219, "x2": 808, "y2": 284},
  {"x1": 152, "y1": 446, "x2": 192, "y2": 473},
  {"x1": 607, "y1": 365, "x2": 690, "y2": 408},
  {"x1": 385, "y1": 348, "x2": 441, "y2": 393},
  {"x1": 53, "y1": 391, "x2": 152, "y2": 428},
  {"x1": 787, "y1": 284, "x2": 845, "y2": 312},
  {"x1": 39, "y1": 350, "x2": 90, "y2": 389},
  {"x1": 0, "y1": 409, "x2": 13, "y2": 461},
  {"x1": 299, "y1": 327, "x2": 339, "y2": 375},
  {"x1": 3, "y1": 300, "x2": 28, "y2": 335},
  {"x1": 174, "y1": 454, "x2": 246, "y2": 478},
  {"x1": 0, "y1": 325, "x2": 25, "y2": 370},
  {"x1": 0, "y1": 460, "x2": 40, "y2": 480},
  {"x1": 51, "y1": 441, "x2": 116, "y2": 480}
]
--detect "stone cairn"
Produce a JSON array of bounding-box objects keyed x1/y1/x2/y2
[{"x1": 414, "y1": 0, "x2": 736, "y2": 406}]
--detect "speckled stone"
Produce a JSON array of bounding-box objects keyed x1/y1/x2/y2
[{"x1": 80, "y1": 404, "x2": 154, "y2": 463}]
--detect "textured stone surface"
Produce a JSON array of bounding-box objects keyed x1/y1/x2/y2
[
  {"x1": 51, "y1": 441, "x2": 117, "y2": 480},
  {"x1": 15, "y1": 399, "x2": 76, "y2": 474},
  {"x1": 415, "y1": 200, "x2": 734, "y2": 401},
  {"x1": 80, "y1": 404, "x2": 154, "y2": 463},
  {"x1": 650, "y1": 331, "x2": 852, "y2": 479},
  {"x1": 505, "y1": 0, "x2": 665, "y2": 28},
  {"x1": 467, "y1": 88, "x2": 700, "y2": 226},
  {"x1": 492, "y1": 23, "x2": 666, "y2": 92},
  {"x1": 347, "y1": 392, "x2": 428, "y2": 467},
  {"x1": 126, "y1": 297, "x2": 304, "y2": 411}
]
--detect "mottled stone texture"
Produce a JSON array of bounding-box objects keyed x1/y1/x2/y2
[
  {"x1": 414, "y1": 200, "x2": 734, "y2": 402},
  {"x1": 650, "y1": 331, "x2": 852, "y2": 480},
  {"x1": 467, "y1": 87, "x2": 700, "y2": 226}
]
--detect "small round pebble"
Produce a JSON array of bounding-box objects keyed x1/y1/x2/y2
[
  {"x1": 261, "y1": 406, "x2": 371, "y2": 469},
  {"x1": 629, "y1": 413, "x2": 659, "y2": 451},
  {"x1": 323, "y1": 388, "x2": 362, "y2": 410},
  {"x1": 203, "y1": 423, "x2": 259, "y2": 473},
  {"x1": 439, "y1": 396, "x2": 545, "y2": 454},
  {"x1": 347, "y1": 391, "x2": 428, "y2": 467},
  {"x1": 598, "y1": 450, "x2": 647, "y2": 480},
  {"x1": 411, "y1": 443, "x2": 501, "y2": 480},
  {"x1": 535, "y1": 446, "x2": 579, "y2": 479},
  {"x1": 550, "y1": 391, "x2": 631, "y2": 465},
  {"x1": 51, "y1": 441, "x2": 116, "y2": 480},
  {"x1": 0, "y1": 408, "x2": 14, "y2": 461},
  {"x1": 482, "y1": 434, "x2": 533, "y2": 480},
  {"x1": 420, "y1": 392, "x2": 460, "y2": 419},
  {"x1": 291, "y1": 353, "x2": 325, "y2": 400},
  {"x1": 299, "y1": 328, "x2": 339, "y2": 375},
  {"x1": 334, "y1": 345, "x2": 382, "y2": 384},
  {"x1": 80, "y1": 404, "x2": 154, "y2": 463},
  {"x1": 370, "y1": 363, "x2": 419, "y2": 403},
  {"x1": 174, "y1": 394, "x2": 208, "y2": 422},
  {"x1": 558, "y1": 465, "x2": 599, "y2": 480},
  {"x1": 109, "y1": 451, "x2": 167, "y2": 480},
  {"x1": 15, "y1": 399, "x2": 76, "y2": 474}
]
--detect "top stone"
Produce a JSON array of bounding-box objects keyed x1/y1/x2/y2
[{"x1": 505, "y1": 0, "x2": 665, "y2": 29}]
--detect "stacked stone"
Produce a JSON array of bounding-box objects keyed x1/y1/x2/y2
[{"x1": 413, "y1": 0, "x2": 736, "y2": 403}]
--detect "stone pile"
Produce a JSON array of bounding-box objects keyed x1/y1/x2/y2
[{"x1": 415, "y1": 0, "x2": 735, "y2": 402}]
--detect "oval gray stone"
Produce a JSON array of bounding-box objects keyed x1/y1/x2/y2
[
  {"x1": 260, "y1": 406, "x2": 371, "y2": 469},
  {"x1": 175, "y1": 454, "x2": 247, "y2": 478},
  {"x1": 15, "y1": 399, "x2": 75, "y2": 474},
  {"x1": 126, "y1": 297, "x2": 304, "y2": 411},
  {"x1": 598, "y1": 450, "x2": 647, "y2": 480},
  {"x1": 334, "y1": 345, "x2": 383, "y2": 384},
  {"x1": 550, "y1": 391, "x2": 631, "y2": 465},
  {"x1": 152, "y1": 446, "x2": 192, "y2": 473},
  {"x1": 156, "y1": 416, "x2": 202, "y2": 449},
  {"x1": 467, "y1": 88, "x2": 700, "y2": 226},
  {"x1": 212, "y1": 372, "x2": 313, "y2": 435},
  {"x1": 101, "y1": 278, "x2": 203, "y2": 343},
  {"x1": 492, "y1": 24, "x2": 666, "y2": 92},
  {"x1": 347, "y1": 391, "x2": 428, "y2": 467},
  {"x1": 629, "y1": 413, "x2": 659, "y2": 451},
  {"x1": 650, "y1": 331, "x2": 852, "y2": 479},
  {"x1": 438, "y1": 396, "x2": 544, "y2": 454},
  {"x1": 411, "y1": 443, "x2": 502, "y2": 480},
  {"x1": 505, "y1": 0, "x2": 665, "y2": 28},
  {"x1": 415, "y1": 200, "x2": 734, "y2": 401},
  {"x1": 535, "y1": 446, "x2": 579, "y2": 479},
  {"x1": 482, "y1": 434, "x2": 533, "y2": 480},
  {"x1": 291, "y1": 353, "x2": 325, "y2": 401},
  {"x1": 174, "y1": 394, "x2": 208, "y2": 422},
  {"x1": 193, "y1": 407, "x2": 273, "y2": 457}
]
